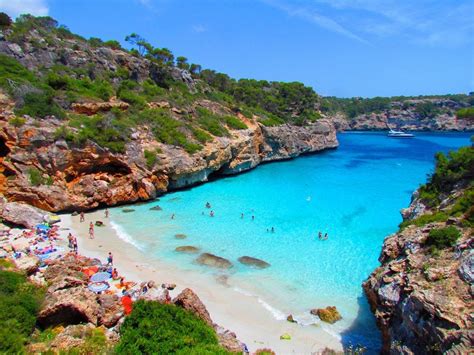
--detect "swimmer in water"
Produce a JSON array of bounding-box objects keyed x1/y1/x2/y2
[{"x1": 210, "y1": 211, "x2": 215, "y2": 217}]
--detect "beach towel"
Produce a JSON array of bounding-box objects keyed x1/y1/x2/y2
[{"x1": 121, "y1": 295, "x2": 133, "y2": 315}]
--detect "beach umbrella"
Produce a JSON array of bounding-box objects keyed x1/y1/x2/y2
[
  {"x1": 36, "y1": 224, "x2": 50, "y2": 231},
  {"x1": 88, "y1": 282, "x2": 109, "y2": 293},
  {"x1": 90, "y1": 271, "x2": 111, "y2": 283}
]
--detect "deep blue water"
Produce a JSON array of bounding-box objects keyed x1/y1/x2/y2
[{"x1": 109, "y1": 132, "x2": 471, "y2": 350}]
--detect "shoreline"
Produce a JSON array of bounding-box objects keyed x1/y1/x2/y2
[{"x1": 62, "y1": 210, "x2": 344, "y2": 354}]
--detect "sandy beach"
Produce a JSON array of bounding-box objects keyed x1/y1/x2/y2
[{"x1": 61, "y1": 210, "x2": 344, "y2": 354}]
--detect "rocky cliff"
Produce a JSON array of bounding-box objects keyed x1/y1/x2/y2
[
  {"x1": 363, "y1": 174, "x2": 473, "y2": 353},
  {"x1": 330, "y1": 98, "x2": 473, "y2": 131},
  {"x1": 0, "y1": 95, "x2": 337, "y2": 212}
]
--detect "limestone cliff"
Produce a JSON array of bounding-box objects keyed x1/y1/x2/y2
[
  {"x1": 329, "y1": 98, "x2": 473, "y2": 132},
  {"x1": 363, "y1": 182, "x2": 473, "y2": 353},
  {"x1": 0, "y1": 97, "x2": 337, "y2": 212}
]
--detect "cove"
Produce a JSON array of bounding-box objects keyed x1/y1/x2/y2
[{"x1": 108, "y1": 132, "x2": 471, "y2": 351}]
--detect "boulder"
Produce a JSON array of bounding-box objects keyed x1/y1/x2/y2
[
  {"x1": 98, "y1": 294, "x2": 124, "y2": 328},
  {"x1": 13, "y1": 255, "x2": 40, "y2": 275},
  {"x1": 122, "y1": 208, "x2": 135, "y2": 213},
  {"x1": 0, "y1": 200, "x2": 49, "y2": 229},
  {"x1": 71, "y1": 100, "x2": 129, "y2": 115},
  {"x1": 175, "y1": 234, "x2": 187, "y2": 239},
  {"x1": 196, "y1": 253, "x2": 233, "y2": 269},
  {"x1": 287, "y1": 314, "x2": 297, "y2": 323},
  {"x1": 38, "y1": 287, "x2": 100, "y2": 327},
  {"x1": 49, "y1": 323, "x2": 96, "y2": 350},
  {"x1": 172, "y1": 288, "x2": 213, "y2": 326},
  {"x1": 311, "y1": 306, "x2": 342, "y2": 324},
  {"x1": 238, "y1": 256, "x2": 270, "y2": 269},
  {"x1": 150, "y1": 205, "x2": 162, "y2": 211},
  {"x1": 458, "y1": 252, "x2": 474, "y2": 284},
  {"x1": 175, "y1": 246, "x2": 200, "y2": 253},
  {"x1": 214, "y1": 325, "x2": 244, "y2": 352}
]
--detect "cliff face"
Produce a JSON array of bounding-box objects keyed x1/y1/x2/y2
[
  {"x1": 363, "y1": 188, "x2": 473, "y2": 354},
  {"x1": 0, "y1": 97, "x2": 337, "y2": 212},
  {"x1": 330, "y1": 99, "x2": 473, "y2": 131}
]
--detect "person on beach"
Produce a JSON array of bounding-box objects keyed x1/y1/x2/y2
[
  {"x1": 80, "y1": 212, "x2": 85, "y2": 222},
  {"x1": 107, "y1": 252, "x2": 113, "y2": 266},
  {"x1": 89, "y1": 222, "x2": 94, "y2": 239},
  {"x1": 205, "y1": 202, "x2": 211, "y2": 209},
  {"x1": 210, "y1": 210, "x2": 215, "y2": 217},
  {"x1": 67, "y1": 233, "x2": 73, "y2": 249},
  {"x1": 105, "y1": 208, "x2": 109, "y2": 218},
  {"x1": 112, "y1": 268, "x2": 119, "y2": 280},
  {"x1": 72, "y1": 237, "x2": 78, "y2": 254}
]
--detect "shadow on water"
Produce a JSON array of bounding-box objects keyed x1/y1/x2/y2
[
  {"x1": 340, "y1": 206, "x2": 367, "y2": 226},
  {"x1": 340, "y1": 295, "x2": 382, "y2": 354}
]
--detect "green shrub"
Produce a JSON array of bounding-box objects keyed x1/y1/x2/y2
[
  {"x1": 196, "y1": 107, "x2": 229, "y2": 137},
  {"x1": 0, "y1": 269, "x2": 45, "y2": 353},
  {"x1": 9, "y1": 116, "x2": 26, "y2": 127},
  {"x1": 426, "y1": 226, "x2": 460, "y2": 250},
  {"x1": 399, "y1": 211, "x2": 448, "y2": 230},
  {"x1": 54, "y1": 125, "x2": 75, "y2": 141},
  {"x1": 456, "y1": 107, "x2": 474, "y2": 120},
  {"x1": 16, "y1": 91, "x2": 64, "y2": 119},
  {"x1": 223, "y1": 115, "x2": 247, "y2": 130},
  {"x1": 144, "y1": 149, "x2": 157, "y2": 169},
  {"x1": 0, "y1": 12, "x2": 12, "y2": 28},
  {"x1": 192, "y1": 127, "x2": 212, "y2": 143},
  {"x1": 0, "y1": 54, "x2": 38, "y2": 90},
  {"x1": 115, "y1": 300, "x2": 229, "y2": 354},
  {"x1": 28, "y1": 167, "x2": 46, "y2": 186}
]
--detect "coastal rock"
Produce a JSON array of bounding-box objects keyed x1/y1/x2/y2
[
  {"x1": 237, "y1": 256, "x2": 270, "y2": 268},
  {"x1": 38, "y1": 286, "x2": 100, "y2": 327},
  {"x1": 175, "y1": 245, "x2": 200, "y2": 253},
  {"x1": 98, "y1": 294, "x2": 124, "y2": 328},
  {"x1": 0, "y1": 200, "x2": 48, "y2": 228},
  {"x1": 173, "y1": 288, "x2": 213, "y2": 326},
  {"x1": 71, "y1": 99, "x2": 129, "y2": 115},
  {"x1": 196, "y1": 253, "x2": 233, "y2": 269},
  {"x1": 122, "y1": 208, "x2": 135, "y2": 213},
  {"x1": 215, "y1": 326, "x2": 244, "y2": 353},
  {"x1": 13, "y1": 255, "x2": 40, "y2": 275},
  {"x1": 149, "y1": 205, "x2": 162, "y2": 211},
  {"x1": 311, "y1": 306, "x2": 342, "y2": 324},
  {"x1": 287, "y1": 314, "x2": 297, "y2": 323},
  {"x1": 174, "y1": 234, "x2": 187, "y2": 239}
]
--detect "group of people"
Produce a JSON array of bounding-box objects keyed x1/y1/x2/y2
[
  {"x1": 67, "y1": 233, "x2": 78, "y2": 253},
  {"x1": 318, "y1": 231, "x2": 329, "y2": 240}
]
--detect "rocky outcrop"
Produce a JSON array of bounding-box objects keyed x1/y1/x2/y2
[
  {"x1": 237, "y1": 256, "x2": 270, "y2": 268},
  {"x1": 196, "y1": 253, "x2": 233, "y2": 269},
  {"x1": 71, "y1": 99, "x2": 129, "y2": 115},
  {"x1": 363, "y1": 189, "x2": 473, "y2": 354},
  {"x1": 310, "y1": 306, "x2": 342, "y2": 324},
  {"x1": 329, "y1": 99, "x2": 473, "y2": 131},
  {"x1": 0, "y1": 113, "x2": 337, "y2": 212},
  {"x1": 0, "y1": 198, "x2": 51, "y2": 228}
]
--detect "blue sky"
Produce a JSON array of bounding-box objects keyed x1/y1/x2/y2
[{"x1": 1, "y1": 0, "x2": 473, "y2": 98}]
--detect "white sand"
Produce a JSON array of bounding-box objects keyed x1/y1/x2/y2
[{"x1": 60, "y1": 210, "x2": 344, "y2": 354}]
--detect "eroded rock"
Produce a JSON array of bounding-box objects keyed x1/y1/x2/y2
[
  {"x1": 196, "y1": 253, "x2": 233, "y2": 269},
  {"x1": 311, "y1": 306, "x2": 342, "y2": 324},
  {"x1": 238, "y1": 256, "x2": 270, "y2": 269},
  {"x1": 175, "y1": 246, "x2": 200, "y2": 253}
]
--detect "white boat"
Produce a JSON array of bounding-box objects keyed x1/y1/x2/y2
[{"x1": 387, "y1": 128, "x2": 414, "y2": 138}]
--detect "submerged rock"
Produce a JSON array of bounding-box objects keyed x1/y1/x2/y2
[
  {"x1": 175, "y1": 246, "x2": 200, "y2": 253},
  {"x1": 238, "y1": 256, "x2": 270, "y2": 269},
  {"x1": 196, "y1": 253, "x2": 233, "y2": 269},
  {"x1": 149, "y1": 205, "x2": 162, "y2": 211},
  {"x1": 122, "y1": 208, "x2": 135, "y2": 213},
  {"x1": 311, "y1": 306, "x2": 342, "y2": 324},
  {"x1": 174, "y1": 234, "x2": 187, "y2": 239}
]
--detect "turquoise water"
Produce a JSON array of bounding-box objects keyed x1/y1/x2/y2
[{"x1": 109, "y1": 132, "x2": 471, "y2": 350}]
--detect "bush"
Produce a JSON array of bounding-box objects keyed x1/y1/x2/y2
[
  {"x1": 223, "y1": 115, "x2": 247, "y2": 130},
  {"x1": 196, "y1": 107, "x2": 229, "y2": 137},
  {"x1": 426, "y1": 226, "x2": 460, "y2": 250},
  {"x1": 0, "y1": 12, "x2": 12, "y2": 28},
  {"x1": 0, "y1": 269, "x2": 45, "y2": 353},
  {"x1": 456, "y1": 107, "x2": 474, "y2": 121},
  {"x1": 9, "y1": 116, "x2": 26, "y2": 127},
  {"x1": 144, "y1": 149, "x2": 157, "y2": 169},
  {"x1": 399, "y1": 211, "x2": 448, "y2": 230},
  {"x1": 16, "y1": 91, "x2": 64, "y2": 119},
  {"x1": 115, "y1": 300, "x2": 229, "y2": 354}
]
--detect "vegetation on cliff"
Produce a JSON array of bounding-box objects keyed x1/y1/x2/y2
[
  {"x1": 116, "y1": 300, "x2": 230, "y2": 354},
  {"x1": 0, "y1": 260, "x2": 45, "y2": 353}
]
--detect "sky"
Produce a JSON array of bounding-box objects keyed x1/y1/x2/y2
[{"x1": 1, "y1": 0, "x2": 473, "y2": 98}]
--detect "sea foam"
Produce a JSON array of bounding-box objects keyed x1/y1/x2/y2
[{"x1": 110, "y1": 221, "x2": 144, "y2": 251}]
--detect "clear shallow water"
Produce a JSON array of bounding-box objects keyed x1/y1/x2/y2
[{"x1": 109, "y1": 132, "x2": 471, "y2": 350}]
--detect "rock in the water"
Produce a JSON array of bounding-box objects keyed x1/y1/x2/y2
[
  {"x1": 122, "y1": 208, "x2": 135, "y2": 213},
  {"x1": 175, "y1": 234, "x2": 187, "y2": 239},
  {"x1": 287, "y1": 314, "x2": 296, "y2": 323},
  {"x1": 175, "y1": 246, "x2": 200, "y2": 253},
  {"x1": 173, "y1": 288, "x2": 213, "y2": 326},
  {"x1": 150, "y1": 205, "x2": 162, "y2": 211},
  {"x1": 311, "y1": 306, "x2": 342, "y2": 324},
  {"x1": 458, "y1": 252, "x2": 474, "y2": 284},
  {"x1": 196, "y1": 253, "x2": 233, "y2": 269},
  {"x1": 38, "y1": 287, "x2": 100, "y2": 327},
  {"x1": 13, "y1": 255, "x2": 40, "y2": 275},
  {"x1": 238, "y1": 256, "x2": 270, "y2": 269}
]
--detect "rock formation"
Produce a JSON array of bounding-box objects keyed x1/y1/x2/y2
[
  {"x1": 363, "y1": 188, "x2": 473, "y2": 353},
  {"x1": 237, "y1": 256, "x2": 270, "y2": 268},
  {"x1": 196, "y1": 253, "x2": 233, "y2": 269}
]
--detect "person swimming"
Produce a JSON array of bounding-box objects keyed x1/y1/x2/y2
[
  {"x1": 271, "y1": 227, "x2": 275, "y2": 233},
  {"x1": 318, "y1": 231, "x2": 322, "y2": 240},
  {"x1": 241, "y1": 213, "x2": 244, "y2": 219},
  {"x1": 252, "y1": 215, "x2": 255, "y2": 221},
  {"x1": 205, "y1": 202, "x2": 211, "y2": 208},
  {"x1": 323, "y1": 233, "x2": 328, "y2": 240},
  {"x1": 171, "y1": 213, "x2": 175, "y2": 220},
  {"x1": 210, "y1": 210, "x2": 215, "y2": 217}
]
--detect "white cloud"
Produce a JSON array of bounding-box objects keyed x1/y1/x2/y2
[
  {"x1": 192, "y1": 24, "x2": 207, "y2": 33},
  {"x1": 0, "y1": 0, "x2": 49, "y2": 18}
]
